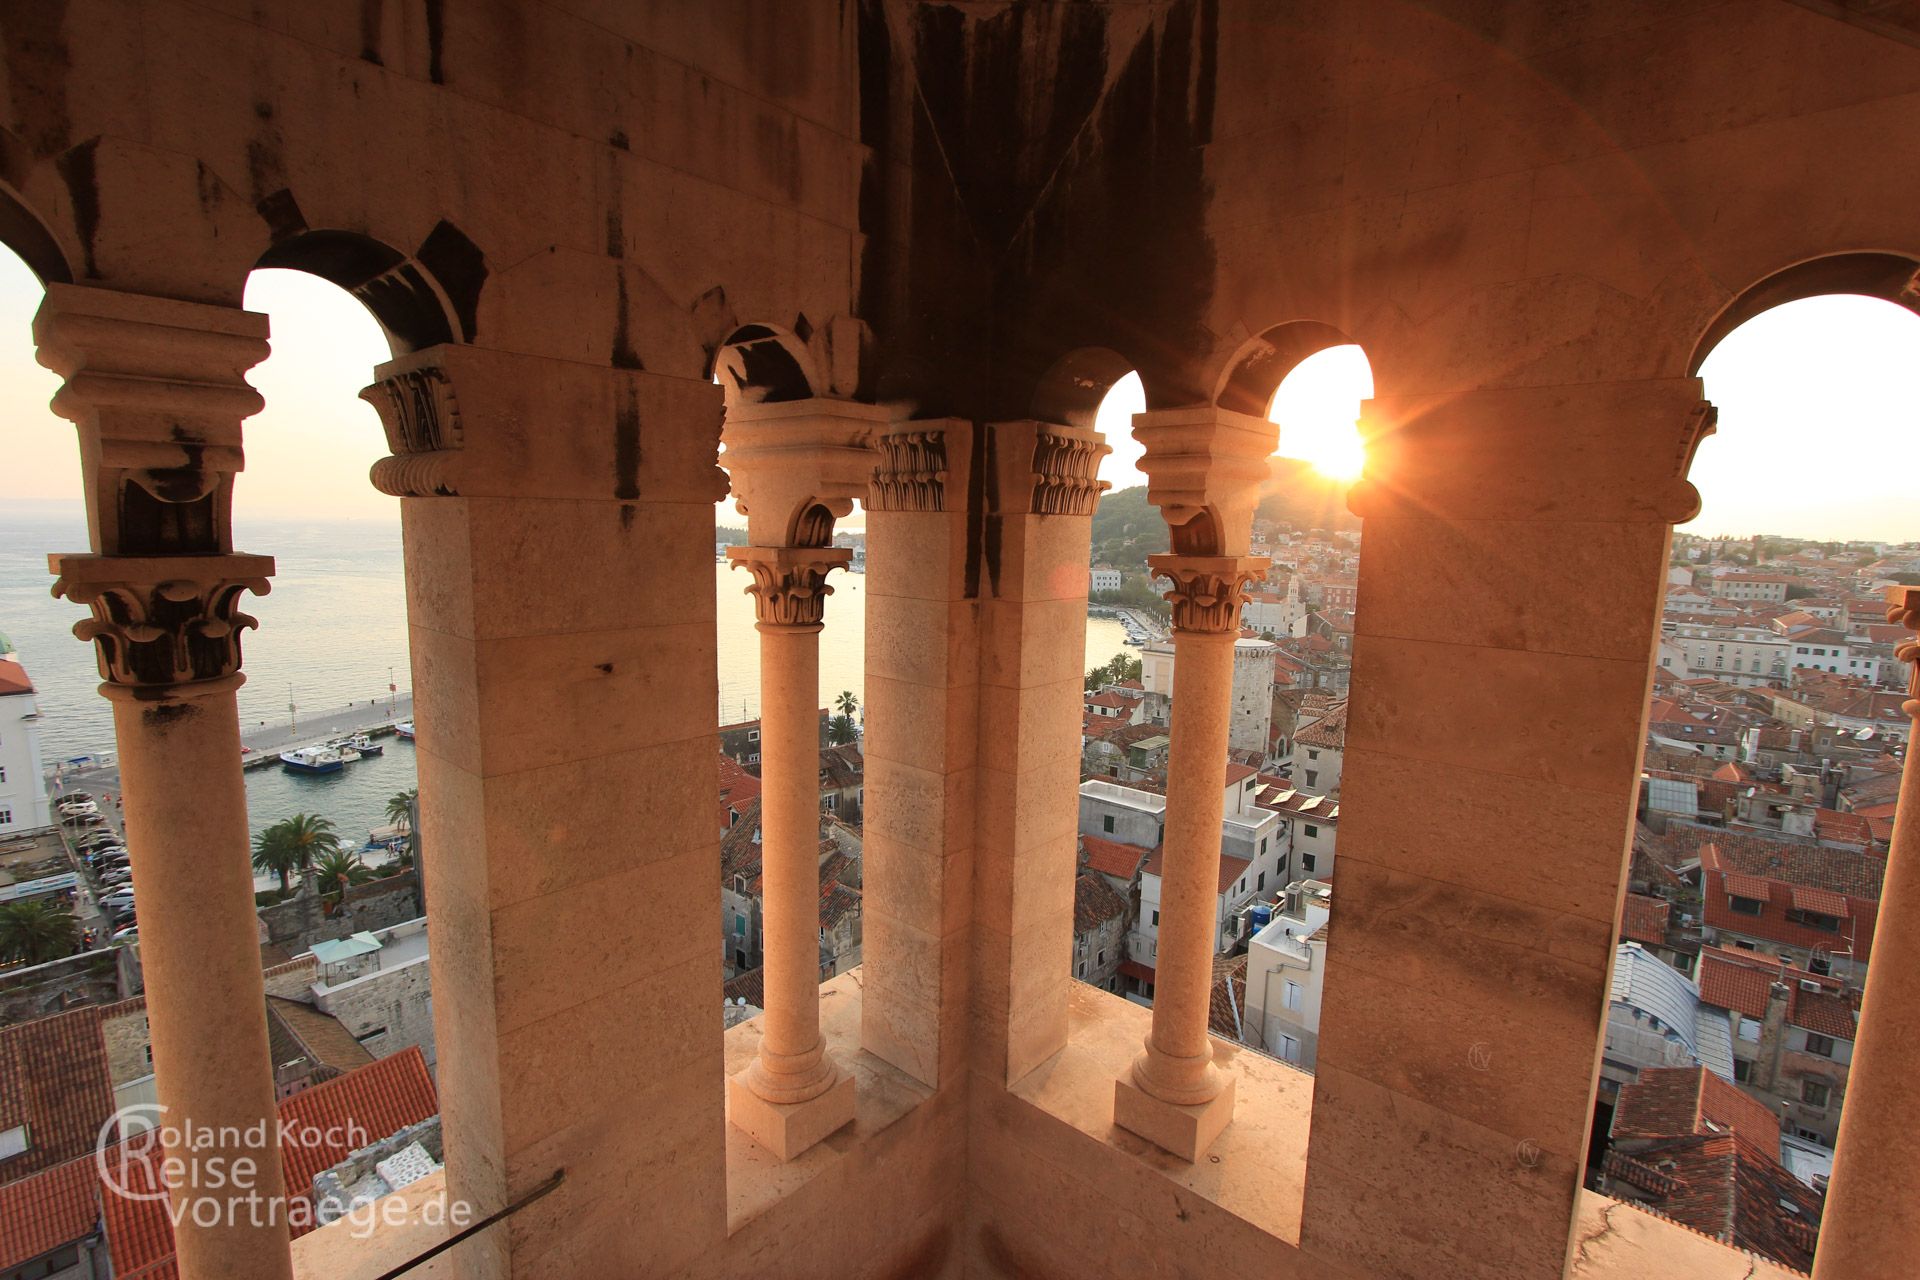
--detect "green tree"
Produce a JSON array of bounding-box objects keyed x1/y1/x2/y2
[
  {"x1": 828, "y1": 713, "x2": 859, "y2": 746},
  {"x1": 312, "y1": 847, "x2": 378, "y2": 904},
  {"x1": 385, "y1": 788, "x2": 419, "y2": 833},
  {"x1": 834, "y1": 689, "x2": 860, "y2": 719},
  {"x1": 0, "y1": 899, "x2": 79, "y2": 965},
  {"x1": 253, "y1": 813, "x2": 342, "y2": 894}
]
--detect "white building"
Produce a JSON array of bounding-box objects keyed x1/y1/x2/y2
[
  {"x1": 1090, "y1": 567, "x2": 1123, "y2": 593},
  {"x1": 0, "y1": 640, "x2": 52, "y2": 835},
  {"x1": 1664, "y1": 622, "x2": 1789, "y2": 686},
  {"x1": 1786, "y1": 629, "x2": 1880, "y2": 682},
  {"x1": 1242, "y1": 879, "x2": 1332, "y2": 1068},
  {"x1": 1230, "y1": 638, "x2": 1276, "y2": 758},
  {"x1": 306, "y1": 916, "x2": 437, "y2": 1069},
  {"x1": 1709, "y1": 572, "x2": 1793, "y2": 604}
]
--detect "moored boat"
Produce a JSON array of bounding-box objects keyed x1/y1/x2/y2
[
  {"x1": 280, "y1": 746, "x2": 347, "y2": 774},
  {"x1": 332, "y1": 732, "x2": 383, "y2": 757},
  {"x1": 393, "y1": 721, "x2": 416, "y2": 740}
]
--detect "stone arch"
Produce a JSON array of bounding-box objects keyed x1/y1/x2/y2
[
  {"x1": 1029, "y1": 345, "x2": 1138, "y2": 429},
  {"x1": 254, "y1": 225, "x2": 481, "y2": 355},
  {"x1": 0, "y1": 172, "x2": 73, "y2": 286},
  {"x1": 1211, "y1": 321, "x2": 1358, "y2": 418},
  {"x1": 1690, "y1": 251, "x2": 1920, "y2": 376},
  {"x1": 710, "y1": 323, "x2": 820, "y2": 406}
]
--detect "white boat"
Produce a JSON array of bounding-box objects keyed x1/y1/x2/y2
[
  {"x1": 331, "y1": 732, "x2": 383, "y2": 757},
  {"x1": 280, "y1": 746, "x2": 347, "y2": 774},
  {"x1": 393, "y1": 721, "x2": 416, "y2": 740}
]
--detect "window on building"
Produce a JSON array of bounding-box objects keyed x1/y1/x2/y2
[
  {"x1": 1734, "y1": 1058, "x2": 1753, "y2": 1083},
  {"x1": 1302, "y1": 853, "x2": 1317, "y2": 873},
  {"x1": 1307, "y1": 749, "x2": 1319, "y2": 760},
  {"x1": 824, "y1": 794, "x2": 837, "y2": 811},
  {"x1": 1103, "y1": 815, "x2": 1115, "y2": 834},
  {"x1": 1304, "y1": 770, "x2": 1318, "y2": 786},
  {"x1": 0, "y1": 1124, "x2": 27, "y2": 1160},
  {"x1": 1283, "y1": 980, "x2": 1302, "y2": 1012},
  {"x1": 1097, "y1": 949, "x2": 1106, "y2": 966},
  {"x1": 1279, "y1": 1034, "x2": 1300, "y2": 1063},
  {"x1": 0, "y1": 808, "x2": 11, "y2": 827},
  {"x1": 748, "y1": 729, "x2": 760, "y2": 741},
  {"x1": 1802, "y1": 1080, "x2": 1831, "y2": 1108},
  {"x1": 1809, "y1": 952, "x2": 1832, "y2": 976},
  {"x1": 1151, "y1": 910, "x2": 1159, "y2": 927},
  {"x1": 1729, "y1": 894, "x2": 1766, "y2": 916},
  {"x1": 355, "y1": 1027, "x2": 389, "y2": 1045},
  {"x1": 1804, "y1": 1032, "x2": 1836, "y2": 1058},
  {"x1": 1076, "y1": 961, "x2": 1085, "y2": 978},
  {"x1": 1260, "y1": 836, "x2": 1268, "y2": 854},
  {"x1": 1256, "y1": 872, "x2": 1265, "y2": 891},
  {"x1": 1304, "y1": 824, "x2": 1319, "y2": 838},
  {"x1": 1738, "y1": 1017, "x2": 1762, "y2": 1043},
  {"x1": 1785, "y1": 908, "x2": 1841, "y2": 932}
]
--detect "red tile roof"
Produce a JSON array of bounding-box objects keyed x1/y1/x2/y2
[
  {"x1": 1611, "y1": 1066, "x2": 1782, "y2": 1161},
  {"x1": 1618, "y1": 894, "x2": 1670, "y2": 947},
  {"x1": 100, "y1": 1048, "x2": 440, "y2": 1275},
  {"x1": 1079, "y1": 835, "x2": 1150, "y2": 881},
  {"x1": 1698, "y1": 838, "x2": 1882, "y2": 962},
  {"x1": 0, "y1": 658, "x2": 32, "y2": 696},
  {"x1": 0, "y1": 1154, "x2": 101, "y2": 1272},
  {"x1": 1073, "y1": 874, "x2": 1128, "y2": 934},
  {"x1": 1608, "y1": 1131, "x2": 1822, "y2": 1272},
  {"x1": 0, "y1": 1008, "x2": 117, "y2": 1179}
]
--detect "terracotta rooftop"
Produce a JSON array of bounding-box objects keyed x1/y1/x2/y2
[
  {"x1": 1073, "y1": 873, "x2": 1129, "y2": 935},
  {"x1": 0, "y1": 1153, "x2": 101, "y2": 1273},
  {"x1": 266, "y1": 996, "x2": 376, "y2": 1078},
  {"x1": 1078, "y1": 834, "x2": 1150, "y2": 881},
  {"x1": 1611, "y1": 1065, "x2": 1783, "y2": 1162},
  {"x1": 1605, "y1": 1131, "x2": 1822, "y2": 1272},
  {"x1": 1618, "y1": 893, "x2": 1671, "y2": 947},
  {"x1": 0, "y1": 1007, "x2": 117, "y2": 1180},
  {"x1": 0, "y1": 658, "x2": 32, "y2": 696}
]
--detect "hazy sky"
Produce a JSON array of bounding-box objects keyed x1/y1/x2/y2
[{"x1": 1, "y1": 249, "x2": 1915, "y2": 542}]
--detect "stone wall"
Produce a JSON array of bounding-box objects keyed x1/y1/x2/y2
[
  {"x1": 257, "y1": 875, "x2": 423, "y2": 958},
  {"x1": 316, "y1": 956, "x2": 436, "y2": 1071}
]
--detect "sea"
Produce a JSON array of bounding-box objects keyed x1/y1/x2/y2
[{"x1": 1, "y1": 504, "x2": 1137, "y2": 846}]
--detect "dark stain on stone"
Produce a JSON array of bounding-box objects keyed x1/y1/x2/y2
[
  {"x1": 596, "y1": 662, "x2": 614, "y2": 675},
  {"x1": 425, "y1": 0, "x2": 446, "y2": 84},
  {"x1": 605, "y1": 197, "x2": 624, "y2": 260},
  {"x1": 964, "y1": 420, "x2": 987, "y2": 600},
  {"x1": 415, "y1": 219, "x2": 486, "y2": 341},
  {"x1": 146, "y1": 702, "x2": 199, "y2": 726},
  {"x1": 194, "y1": 161, "x2": 225, "y2": 214},
  {"x1": 608, "y1": 128, "x2": 630, "y2": 151},
  {"x1": 611, "y1": 272, "x2": 644, "y2": 370},
  {"x1": 613, "y1": 384, "x2": 641, "y2": 500},
  {"x1": 359, "y1": 0, "x2": 385, "y2": 65},
  {"x1": 255, "y1": 188, "x2": 309, "y2": 244},
  {"x1": 54, "y1": 139, "x2": 100, "y2": 278},
  {"x1": 618, "y1": 502, "x2": 635, "y2": 532},
  {"x1": 6, "y1": 1, "x2": 72, "y2": 156}
]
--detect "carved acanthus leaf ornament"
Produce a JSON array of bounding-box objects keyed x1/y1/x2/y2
[
  {"x1": 52, "y1": 564, "x2": 272, "y2": 691},
  {"x1": 729, "y1": 547, "x2": 853, "y2": 629},
  {"x1": 1151, "y1": 555, "x2": 1269, "y2": 635}
]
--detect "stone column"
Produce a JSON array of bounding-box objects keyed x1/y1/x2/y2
[
  {"x1": 1298, "y1": 380, "x2": 1710, "y2": 1280},
  {"x1": 970, "y1": 420, "x2": 1109, "y2": 1087},
  {"x1": 38, "y1": 284, "x2": 293, "y2": 1280},
  {"x1": 1813, "y1": 585, "x2": 1920, "y2": 1278},
  {"x1": 1113, "y1": 405, "x2": 1273, "y2": 1160},
  {"x1": 861, "y1": 420, "x2": 977, "y2": 1089},
  {"x1": 1114, "y1": 555, "x2": 1263, "y2": 1155},
  {"x1": 720, "y1": 397, "x2": 881, "y2": 1159},
  {"x1": 368, "y1": 345, "x2": 733, "y2": 1277}
]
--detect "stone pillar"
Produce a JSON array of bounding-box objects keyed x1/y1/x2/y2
[
  {"x1": 1813, "y1": 585, "x2": 1920, "y2": 1279},
  {"x1": 861, "y1": 420, "x2": 977, "y2": 1088},
  {"x1": 1113, "y1": 406, "x2": 1273, "y2": 1160},
  {"x1": 971, "y1": 420, "x2": 1109, "y2": 1086},
  {"x1": 38, "y1": 284, "x2": 293, "y2": 1280},
  {"x1": 719, "y1": 397, "x2": 880, "y2": 1159},
  {"x1": 1298, "y1": 380, "x2": 1710, "y2": 1279},
  {"x1": 368, "y1": 345, "x2": 732, "y2": 1277}
]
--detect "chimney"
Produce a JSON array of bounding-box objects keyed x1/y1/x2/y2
[{"x1": 1757, "y1": 972, "x2": 1792, "y2": 1092}]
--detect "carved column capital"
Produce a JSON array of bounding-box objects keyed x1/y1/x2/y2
[
  {"x1": 986, "y1": 420, "x2": 1111, "y2": 517},
  {"x1": 1151, "y1": 554, "x2": 1269, "y2": 635},
  {"x1": 1886, "y1": 587, "x2": 1920, "y2": 718},
  {"x1": 33, "y1": 284, "x2": 270, "y2": 558},
  {"x1": 728, "y1": 546, "x2": 853, "y2": 630},
  {"x1": 50, "y1": 554, "x2": 274, "y2": 698},
  {"x1": 1134, "y1": 407, "x2": 1276, "y2": 556},
  {"x1": 722, "y1": 398, "x2": 886, "y2": 546},
  {"x1": 362, "y1": 363, "x2": 464, "y2": 497},
  {"x1": 869, "y1": 427, "x2": 951, "y2": 513}
]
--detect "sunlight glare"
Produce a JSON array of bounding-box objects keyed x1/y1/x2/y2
[{"x1": 1268, "y1": 344, "x2": 1373, "y2": 482}]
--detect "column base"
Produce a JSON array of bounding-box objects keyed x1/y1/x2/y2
[
  {"x1": 728, "y1": 1067, "x2": 857, "y2": 1161},
  {"x1": 1114, "y1": 1070, "x2": 1236, "y2": 1161}
]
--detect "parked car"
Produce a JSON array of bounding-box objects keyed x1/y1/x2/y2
[
  {"x1": 100, "y1": 871, "x2": 133, "y2": 888},
  {"x1": 111, "y1": 925, "x2": 138, "y2": 943},
  {"x1": 100, "y1": 888, "x2": 135, "y2": 908}
]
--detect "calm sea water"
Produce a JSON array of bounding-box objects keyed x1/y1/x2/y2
[{"x1": 2, "y1": 506, "x2": 1134, "y2": 843}]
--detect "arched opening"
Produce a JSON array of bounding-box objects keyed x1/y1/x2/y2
[
  {"x1": 1597, "y1": 278, "x2": 1920, "y2": 1268},
  {"x1": 709, "y1": 323, "x2": 819, "y2": 407}
]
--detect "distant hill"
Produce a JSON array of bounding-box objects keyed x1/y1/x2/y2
[
  {"x1": 1090, "y1": 486, "x2": 1168, "y2": 568},
  {"x1": 1091, "y1": 462, "x2": 1358, "y2": 567}
]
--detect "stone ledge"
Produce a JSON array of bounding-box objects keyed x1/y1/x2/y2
[
  {"x1": 290, "y1": 1169, "x2": 472, "y2": 1279},
  {"x1": 1009, "y1": 981, "x2": 1310, "y2": 1247},
  {"x1": 723, "y1": 969, "x2": 935, "y2": 1234}
]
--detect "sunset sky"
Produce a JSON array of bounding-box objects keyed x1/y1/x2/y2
[{"x1": 2, "y1": 250, "x2": 1916, "y2": 542}]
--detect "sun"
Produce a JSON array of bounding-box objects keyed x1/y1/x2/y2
[{"x1": 1268, "y1": 344, "x2": 1373, "y2": 482}]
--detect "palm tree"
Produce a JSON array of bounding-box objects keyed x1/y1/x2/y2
[
  {"x1": 827, "y1": 712, "x2": 858, "y2": 746},
  {"x1": 834, "y1": 689, "x2": 860, "y2": 719},
  {"x1": 312, "y1": 848, "x2": 379, "y2": 904},
  {"x1": 385, "y1": 788, "x2": 418, "y2": 833},
  {"x1": 252, "y1": 813, "x2": 342, "y2": 894},
  {"x1": 0, "y1": 900, "x2": 78, "y2": 965}
]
